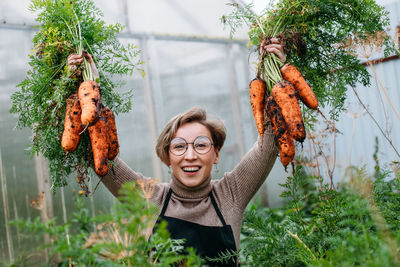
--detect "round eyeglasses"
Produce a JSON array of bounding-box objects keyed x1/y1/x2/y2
[{"x1": 169, "y1": 136, "x2": 214, "y2": 156}]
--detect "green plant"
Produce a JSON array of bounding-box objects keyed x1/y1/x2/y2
[
  {"x1": 10, "y1": 0, "x2": 143, "y2": 191},
  {"x1": 10, "y1": 182, "x2": 203, "y2": 266},
  {"x1": 222, "y1": 0, "x2": 395, "y2": 123},
  {"x1": 239, "y1": 165, "x2": 400, "y2": 266}
]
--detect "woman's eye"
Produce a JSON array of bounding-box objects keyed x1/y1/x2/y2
[
  {"x1": 173, "y1": 144, "x2": 185, "y2": 149},
  {"x1": 195, "y1": 142, "x2": 209, "y2": 149}
]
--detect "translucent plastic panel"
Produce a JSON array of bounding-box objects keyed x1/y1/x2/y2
[
  {"x1": 0, "y1": 0, "x2": 35, "y2": 24},
  {"x1": 0, "y1": 0, "x2": 248, "y2": 38}
]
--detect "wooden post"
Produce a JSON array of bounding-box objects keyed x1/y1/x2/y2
[
  {"x1": 12, "y1": 200, "x2": 21, "y2": 250},
  {"x1": 12, "y1": 166, "x2": 21, "y2": 250},
  {"x1": 140, "y1": 37, "x2": 164, "y2": 181},
  {"x1": 0, "y1": 147, "x2": 14, "y2": 261},
  {"x1": 60, "y1": 187, "x2": 70, "y2": 249},
  {"x1": 34, "y1": 153, "x2": 53, "y2": 222},
  {"x1": 226, "y1": 44, "x2": 245, "y2": 158},
  {"x1": 25, "y1": 194, "x2": 31, "y2": 220},
  {"x1": 34, "y1": 153, "x2": 53, "y2": 262},
  {"x1": 60, "y1": 187, "x2": 68, "y2": 224}
]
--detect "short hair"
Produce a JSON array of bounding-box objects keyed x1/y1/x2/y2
[{"x1": 156, "y1": 106, "x2": 226, "y2": 166}]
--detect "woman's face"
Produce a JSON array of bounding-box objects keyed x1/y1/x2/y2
[{"x1": 169, "y1": 122, "x2": 219, "y2": 187}]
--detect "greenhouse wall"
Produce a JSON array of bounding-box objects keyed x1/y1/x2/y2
[{"x1": 315, "y1": 0, "x2": 400, "y2": 184}]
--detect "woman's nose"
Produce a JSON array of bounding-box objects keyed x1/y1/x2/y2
[{"x1": 184, "y1": 144, "x2": 197, "y2": 159}]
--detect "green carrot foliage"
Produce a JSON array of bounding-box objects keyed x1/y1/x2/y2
[
  {"x1": 10, "y1": 0, "x2": 143, "y2": 191},
  {"x1": 222, "y1": 0, "x2": 395, "y2": 122}
]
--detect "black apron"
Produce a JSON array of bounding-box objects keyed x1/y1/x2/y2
[{"x1": 153, "y1": 188, "x2": 237, "y2": 266}]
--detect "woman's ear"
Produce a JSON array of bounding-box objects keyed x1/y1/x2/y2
[{"x1": 214, "y1": 148, "x2": 220, "y2": 164}]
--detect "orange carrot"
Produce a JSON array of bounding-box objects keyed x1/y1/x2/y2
[
  {"x1": 78, "y1": 80, "x2": 101, "y2": 125},
  {"x1": 271, "y1": 80, "x2": 306, "y2": 142},
  {"x1": 280, "y1": 64, "x2": 318, "y2": 109},
  {"x1": 88, "y1": 109, "x2": 109, "y2": 176},
  {"x1": 265, "y1": 96, "x2": 295, "y2": 167},
  {"x1": 61, "y1": 93, "x2": 84, "y2": 153},
  {"x1": 249, "y1": 78, "x2": 266, "y2": 141},
  {"x1": 102, "y1": 106, "x2": 119, "y2": 160}
]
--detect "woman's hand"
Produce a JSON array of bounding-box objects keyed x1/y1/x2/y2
[
  {"x1": 260, "y1": 38, "x2": 286, "y2": 63},
  {"x1": 67, "y1": 51, "x2": 100, "y2": 82}
]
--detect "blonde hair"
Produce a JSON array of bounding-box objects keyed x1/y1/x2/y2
[{"x1": 156, "y1": 107, "x2": 226, "y2": 166}]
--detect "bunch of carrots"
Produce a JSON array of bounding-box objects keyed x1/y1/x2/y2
[
  {"x1": 59, "y1": 12, "x2": 120, "y2": 177},
  {"x1": 250, "y1": 40, "x2": 318, "y2": 168},
  {"x1": 61, "y1": 69, "x2": 119, "y2": 176}
]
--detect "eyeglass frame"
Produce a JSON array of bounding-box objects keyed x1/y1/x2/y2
[{"x1": 168, "y1": 136, "x2": 215, "y2": 156}]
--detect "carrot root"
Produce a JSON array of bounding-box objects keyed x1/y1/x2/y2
[
  {"x1": 103, "y1": 106, "x2": 119, "y2": 160},
  {"x1": 249, "y1": 78, "x2": 266, "y2": 142},
  {"x1": 265, "y1": 96, "x2": 295, "y2": 167},
  {"x1": 88, "y1": 109, "x2": 109, "y2": 176},
  {"x1": 271, "y1": 80, "x2": 306, "y2": 142},
  {"x1": 78, "y1": 80, "x2": 101, "y2": 125},
  {"x1": 61, "y1": 93, "x2": 84, "y2": 153},
  {"x1": 280, "y1": 64, "x2": 318, "y2": 109}
]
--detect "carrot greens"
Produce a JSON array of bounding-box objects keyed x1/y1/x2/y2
[
  {"x1": 222, "y1": 0, "x2": 395, "y2": 121},
  {"x1": 10, "y1": 0, "x2": 143, "y2": 191}
]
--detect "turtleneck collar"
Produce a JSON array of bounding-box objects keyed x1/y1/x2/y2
[{"x1": 169, "y1": 173, "x2": 212, "y2": 199}]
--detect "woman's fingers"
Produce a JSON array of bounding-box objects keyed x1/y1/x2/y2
[
  {"x1": 67, "y1": 54, "x2": 83, "y2": 66},
  {"x1": 89, "y1": 60, "x2": 100, "y2": 82},
  {"x1": 259, "y1": 39, "x2": 267, "y2": 53},
  {"x1": 82, "y1": 50, "x2": 94, "y2": 64},
  {"x1": 67, "y1": 54, "x2": 81, "y2": 72},
  {"x1": 265, "y1": 44, "x2": 286, "y2": 63},
  {"x1": 82, "y1": 51, "x2": 99, "y2": 81},
  {"x1": 67, "y1": 52, "x2": 99, "y2": 81},
  {"x1": 67, "y1": 52, "x2": 93, "y2": 66},
  {"x1": 260, "y1": 38, "x2": 286, "y2": 63},
  {"x1": 267, "y1": 48, "x2": 286, "y2": 63},
  {"x1": 269, "y1": 37, "x2": 280, "y2": 44}
]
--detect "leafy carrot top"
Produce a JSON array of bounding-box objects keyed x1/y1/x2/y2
[
  {"x1": 10, "y1": 0, "x2": 143, "y2": 190},
  {"x1": 222, "y1": 0, "x2": 395, "y2": 122}
]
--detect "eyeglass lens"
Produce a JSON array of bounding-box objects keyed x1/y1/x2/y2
[{"x1": 170, "y1": 136, "x2": 213, "y2": 156}]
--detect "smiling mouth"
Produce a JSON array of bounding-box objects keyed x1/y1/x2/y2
[{"x1": 182, "y1": 167, "x2": 201, "y2": 173}]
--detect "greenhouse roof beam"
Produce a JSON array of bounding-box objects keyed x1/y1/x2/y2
[
  {"x1": 120, "y1": 32, "x2": 247, "y2": 44},
  {"x1": 0, "y1": 22, "x2": 247, "y2": 45}
]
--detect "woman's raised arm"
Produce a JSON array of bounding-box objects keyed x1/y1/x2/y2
[
  {"x1": 215, "y1": 39, "x2": 285, "y2": 210},
  {"x1": 99, "y1": 157, "x2": 138, "y2": 197},
  {"x1": 218, "y1": 123, "x2": 277, "y2": 211},
  {"x1": 98, "y1": 157, "x2": 167, "y2": 207}
]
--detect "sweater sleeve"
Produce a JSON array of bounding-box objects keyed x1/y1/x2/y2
[
  {"x1": 98, "y1": 157, "x2": 166, "y2": 206},
  {"x1": 220, "y1": 124, "x2": 277, "y2": 211}
]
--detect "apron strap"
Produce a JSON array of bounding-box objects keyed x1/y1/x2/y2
[
  {"x1": 161, "y1": 188, "x2": 227, "y2": 227},
  {"x1": 209, "y1": 190, "x2": 227, "y2": 226},
  {"x1": 160, "y1": 188, "x2": 173, "y2": 216}
]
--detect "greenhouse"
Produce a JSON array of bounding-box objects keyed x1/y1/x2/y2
[{"x1": 0, "y1": 0, "x2": 399, "y2": 265}]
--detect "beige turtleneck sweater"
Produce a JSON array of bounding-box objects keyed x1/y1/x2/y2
[{"x1": 99, "y1": 125, "x2": 277, "y2": 248}]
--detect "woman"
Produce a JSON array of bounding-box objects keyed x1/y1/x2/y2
[{"x1": 69, "y1": 40, "x2": 285, "y2": 266}]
